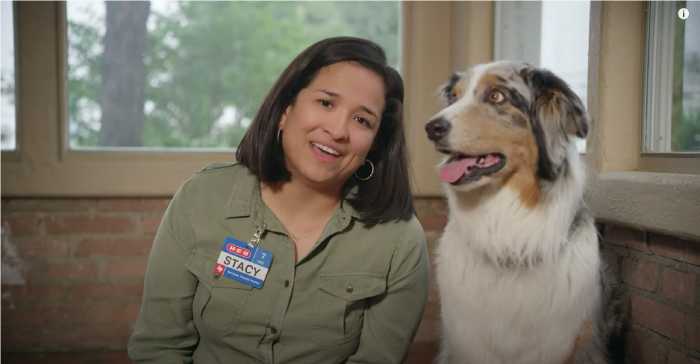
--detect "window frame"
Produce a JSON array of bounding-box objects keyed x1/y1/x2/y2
[
  {"x1": 1, "y1": 1, "x2": 458, "y2": 197},
  {"x1": 642, "y1": 1, "x2": 700, "y2": 157},
  {"x1": 587, "y1": 1, "x2": 700, "y2": 240}
]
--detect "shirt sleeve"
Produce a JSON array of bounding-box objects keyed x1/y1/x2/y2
[
  {"x1": 345, "y1": 219, "x2": 430, "y2": 364},
  {"x1": 128, "y1": 180, "x2": 199, "y2": 363}
]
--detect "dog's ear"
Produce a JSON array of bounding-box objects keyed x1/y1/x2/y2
[{"x1": 522, "y1": 67, "x2": 589, "y2": 139}]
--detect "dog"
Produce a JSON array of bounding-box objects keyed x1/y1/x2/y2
[{"x1": 425, "y1": 61, "x2": 624, "y2": 364}]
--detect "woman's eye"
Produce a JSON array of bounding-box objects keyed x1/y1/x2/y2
[
  {"x1": 488, "y1": 90, "x2": 505, "y2": 104},
  {"x1": 353, "y1": 115, "x2": 372, "y2": 128},
  {"x1": 319, "y1": 99, "x2": 333, "y2": 108}
]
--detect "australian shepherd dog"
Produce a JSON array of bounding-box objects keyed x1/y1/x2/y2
[{"x1": 425, "y1": 61, "x2": 624, "y2": 364}]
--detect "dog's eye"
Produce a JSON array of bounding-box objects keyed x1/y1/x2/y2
[{"x1": 488, "y1": 90, "x2": 505, "y2": 104}]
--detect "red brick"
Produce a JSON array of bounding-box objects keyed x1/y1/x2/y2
[
  {"x1": 141, "y1": 215, "x2": 163, "y2": 235},
  {"x1": 648, "y1": 233, "x2": 696, "y2": 265},
  {"x1": 75, "y1": 237, "x2": 153, "y2": 257},
  {"x1": 622, "y1": 257, "x2": 659, "y2": 292},
  {"x1": 64, "y1": 283, "x2": 143, "y2": 301},
  {"x1": 413, "y1": 316, "x2": 440, "y2": 344},
  {"x1": 102, "y1": 257, "x2": 148, "y2": 282},
  {"x1": 0, "y1": 326, "x2": 45, "y2": 350},
  {"x1": 2, "y1": 215, "x2": 41, "y2": 236},
  {"x1": 661, "y1": 268, "x2": 695, "y2": 306},
  {"x1": 3, "y1": 301, "x2": 140, "y2": 328},
  {"x1": 1, "y1": 199, "x2": 96, "y2": 213},
  {"x1": 2, "y1": 351, "x2": 131, "y2": 364},
  {"x1": 72, "y1": 322, "x2": 134, "y2": 350},
  {"x1": 630, "y1": 294, "x2": 684, "y2": 341},
  {"x1": 1, "y1": 284, "x2": 68, "y2": 306},
  {"x1": 96, "y1": 198, "x2": 169, "y2": 212},
  {"x1": 76, "y1": 301, "x2": 141, "y2": 325},
  {"x1": 15, "y1": 237, "x2": 71, "y2": 257},
  {"x1": 626, "y1": 327, "x2": 669, "y2": 364},
  {"x1": 667, "y1": 350, "x2": 688, "y2": 364},
  {"x1": 3, "y1": 321, "x2": 134, "y2": 351},
  {"x1": 688, "y1": 316, "x2": 700, "y2": 352},
  {"x1": 605, "y1": 226, "x2": 648, "y2": 252},
  {"x1": 405, "y1": 341, "x2": 439, "y2": 364},
  {"x1": 2, "y1": 304, "x2": 70, "y2": 327},
  {"x1": 141, "y1": 198, "x2": 171, "y2": 211},
  {"x1": 26, "y1": 260, "x2": 100, "y2": 283},
  {"x1": 45, "y1": 215, "x2": 135, "y2": 235}
]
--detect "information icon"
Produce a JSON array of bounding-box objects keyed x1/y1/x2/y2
[{"x1": 678, "y1": 8, "x2": 689, "y2": 20}]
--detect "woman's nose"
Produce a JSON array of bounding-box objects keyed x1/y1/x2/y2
[{"x1": 325, "y1": 111, "x2": 350, "y2": 140}]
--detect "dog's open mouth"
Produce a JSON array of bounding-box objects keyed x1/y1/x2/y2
[{"x1": 439, "y1": 152, "x2": 506, "y2": 185}]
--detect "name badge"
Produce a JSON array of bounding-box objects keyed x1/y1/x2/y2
[{"x1": 213, "y1": 236, "x2": 273, "y2": 289}]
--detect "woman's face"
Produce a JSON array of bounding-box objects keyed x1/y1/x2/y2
[{"x1": 279, "y1": 61, "x2": 385, "y2": 192}]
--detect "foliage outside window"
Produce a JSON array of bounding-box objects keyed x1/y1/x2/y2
[
  {"x1": 644, "y1": 1, "x2": 700, "y2": 153},
  {"x1": 1, "y1": 1, "x2": 16, "y2": 151},
  {"x1": 67, "y1": 1, "x2": 400, "y2": 149}
]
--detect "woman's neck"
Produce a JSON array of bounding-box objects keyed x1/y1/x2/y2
[
  {"x1": 260, "y1": 178, "x2": 341, "y2": 225},
  {"x1": 261, "y1": 179, "x2": 342, "y2": 262}
]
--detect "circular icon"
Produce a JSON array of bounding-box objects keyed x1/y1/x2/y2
[{"x1": 678, "y1": 8, "x2": 689, "y2": 20}]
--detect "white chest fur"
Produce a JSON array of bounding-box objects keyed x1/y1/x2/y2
[{"x1": 436, "y1": 182, "x2": 601, "y2": 364}]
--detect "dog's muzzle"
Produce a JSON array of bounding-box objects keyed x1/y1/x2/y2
[{"x1": 425, "y1": 117, "x2": 451, "y2": 142}]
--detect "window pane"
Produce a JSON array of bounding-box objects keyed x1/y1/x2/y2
[
  {"x1": 66, "y1": 1, "x2": 400, "y2": 149},
  {"x1": 673, "y1": 2, "x2": 700, "y2": 151},
  {"x1": 1, "y1": 1, "x2": 16, "y2": 151},
  {"x1": 494, "y1": 1, "x2": 590, "y2": 152}
]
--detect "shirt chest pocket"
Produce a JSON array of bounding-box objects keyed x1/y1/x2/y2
[
  {"x1": 313, "y1": 274, "x2": 387, "y2": 341},
  {"x1": 186, "y1": 251, "x2": 254, "y2": 333}
]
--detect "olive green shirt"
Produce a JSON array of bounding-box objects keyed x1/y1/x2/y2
[{"x1": 128, "y1": 162, "x2": 429, "y2": 364}]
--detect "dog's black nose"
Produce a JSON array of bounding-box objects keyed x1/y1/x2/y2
[{"x1": 425, "y1": 117, "x2": 451, "y2": 141}]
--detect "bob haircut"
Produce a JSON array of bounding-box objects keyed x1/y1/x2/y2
[{"x1": 236, "y1": 36, "x2": 413, "y2": 226}]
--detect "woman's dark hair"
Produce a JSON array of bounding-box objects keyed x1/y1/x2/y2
[{"x1": 236, "y1": 36, "x2": 413, "y2": 225}]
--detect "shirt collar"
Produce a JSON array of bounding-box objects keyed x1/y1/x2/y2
[
  {"x1": 225, "y1": 166, "x2": 258, "y2": 219},
  {"x1": 224, "y1": 166, "x2": 361, "y2": 225}
]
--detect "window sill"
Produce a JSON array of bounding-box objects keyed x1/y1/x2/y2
[{"x1": 588, "y1": 171, "x2": 700, "y2": 240}]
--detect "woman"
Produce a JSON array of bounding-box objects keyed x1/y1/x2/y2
[{"x1": 128, "y1": 37, "x2": 429, "y2": 364}]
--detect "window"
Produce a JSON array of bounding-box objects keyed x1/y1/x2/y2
[
  {"x1": 1, "y1": 1, "x2": 16, "y2": 151},
  {"x1": 3, "y1": 2, "x2": 426, "y2": 196},
  {"x1": 66, "y1": 1, "x2": 400, "y2": 150},
  {"x1": 644, "y1": 1, "x2": 700, "y2": 153},
  {"x1": 494, "y1": 1, "x2": 591, "y2": 152}
]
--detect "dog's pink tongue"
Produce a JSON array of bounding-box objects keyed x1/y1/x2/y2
[{"x1": 440, "y1": 158, "x2": 477, "y2": 183}]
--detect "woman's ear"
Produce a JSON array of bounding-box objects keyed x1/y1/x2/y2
[{"x1": 279, "y1": 105, "x2": 291, "y2": 129}]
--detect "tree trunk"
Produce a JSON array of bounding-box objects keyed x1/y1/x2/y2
[{"x1": 99, "y1": 1, "x2": 150, "y2": 147}]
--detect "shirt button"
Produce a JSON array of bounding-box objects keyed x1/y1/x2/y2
[
  {"x1": 346, "y1": 284, "x2": 354, "y2": 293},
  {"x1": 284, "y1": 280, "x2": 290, "y2": 287}
]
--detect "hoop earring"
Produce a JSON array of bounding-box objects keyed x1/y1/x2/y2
[{"x1": 354, "y1": 159, "x2": 375, "y2": 181}]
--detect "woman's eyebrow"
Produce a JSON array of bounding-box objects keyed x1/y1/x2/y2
[{"x1": 315, "y1": 89, "x2": 380, "y2": 118}]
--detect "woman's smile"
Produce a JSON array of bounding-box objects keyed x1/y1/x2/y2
[{"x1": 310, "y1": 141, "x2": 342, "y2": 161}]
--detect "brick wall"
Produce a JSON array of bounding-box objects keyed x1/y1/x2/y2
[
  {"x1": 2, "y1": 196, "x2": 699, "y2": 364},
  {"x1": 600, "y1": 224, "x2": 700, "y2": 363},
  {"x1": 1, "y1": 198, "x2": 167, "y2": 353}
]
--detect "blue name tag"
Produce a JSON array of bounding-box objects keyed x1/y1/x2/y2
[{"x1": 213, "y1": 236, "x2": 273, "y2": 289}]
